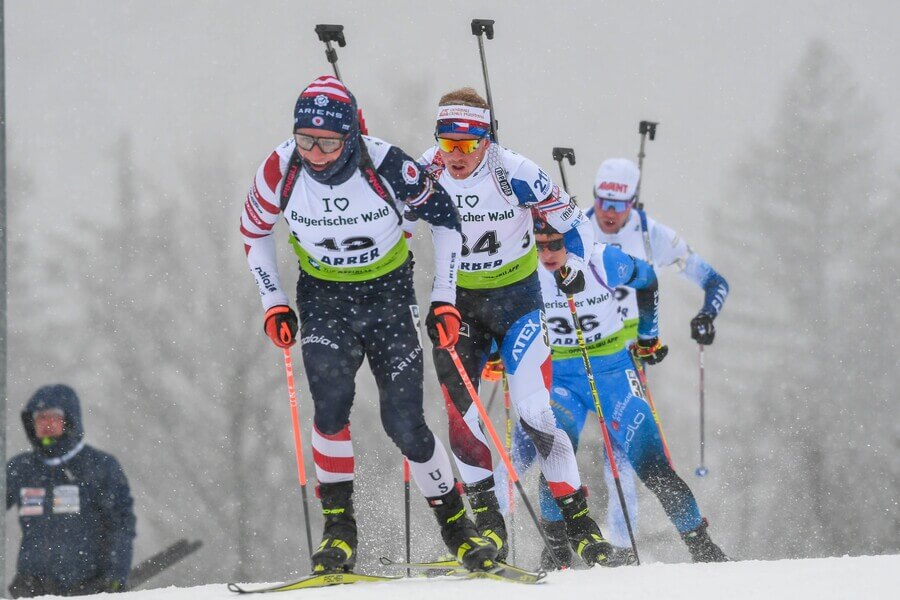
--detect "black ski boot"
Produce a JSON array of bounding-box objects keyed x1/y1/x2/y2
[
  {"x1": 464, "y1": 477, "x2": 509, "y2": 561},
  {"x1": 681, "y1": 518, "x2": 728, "y2": 562},
  {"x1": 538, "y1": 519, "x2": 573, "y2": 571},
  {"x1": 311, "y1": 481, "x2": 358, "y2": 573},
  {"x1": 556, "y1": 489, "x2": 617, "y2": 567},
  {"x1": 429, "y1": 487, "x2": 498, "y2": 571}
]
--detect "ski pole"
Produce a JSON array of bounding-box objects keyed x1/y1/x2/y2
[
  {"x1": 403, "y1": 458, "x2": 412, "y2": 576},
  {"x1": 471, "y1": 19, "x2": 499, "y2": 141},
  {"x1": 282, "y1": 347, "x2": 315, "y2": 566},
  {"x1": 552, "y1": 148, "x2": 640, "y2": 563},
  {"x1": 503, "y1": 373, "x2": 516, "y2": 566},
  {"x1": 562, "y1": 295, "x2": 640, "y2": 564},
  {"x1": 629, "y1": 350, "x2": 674, "y2": 469},
  {"x1": 551, "y1": 147, "x2": 576, "y2": 198},
  {"x1": 314, "y1": 23, "x2": 368, "y2": 135},
  {"x1": 634, "y1": 120, "x2": 658, "y2": 211},
  {"x1": 696, "y1": 346, "x2": 708, "y2": 477},
  {"x1": 445, "y1": 347, "x2": 564, "y2": 569},
  {"x1": 314, "y1": 24, "x2": 346, "y2": 82}
]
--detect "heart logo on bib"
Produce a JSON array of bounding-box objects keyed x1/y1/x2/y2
[
  {"x1": 464, "y1": 195, "x2": 479, "y2": 208},
  {"x1": 333, "y1": 198, "x2": 350, "y2": 212}
]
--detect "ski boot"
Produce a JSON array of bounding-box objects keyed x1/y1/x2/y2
[
  {"x1": 538, "y1": 519, "x2": 573, "y2": 570},
  {"x1": 464, "y1": 477, "x2": 509, "y2": 561},
  {"x1": 311, "y1": 481, "x2": 358, "y2": 573},
  {"x1": 680, "y1": 518, "x2": 728, "y2": 562},
  {"x1": 556, "y1": 489, "x2": 617, "y2": 567},
  {"x1": 607, "y1": 545, "x2": 638, "y2": 566},
  {"x1": 429, "y1": 487, "x2": 498, "y2": 571}
]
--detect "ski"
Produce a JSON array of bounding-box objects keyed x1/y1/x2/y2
[
  {"x1": 227, "y1": 572, "x2": 401, "y2": 594},
  {"x1": 125, "y1": 538, "x2": 203, "y2": 591},
  {"x1": 379, "y1": 557, "x2": 547, "y2": 584}
]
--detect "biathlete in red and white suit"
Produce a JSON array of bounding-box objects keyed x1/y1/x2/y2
[
  {"x1": 415, "y1": 87, "x2": 615, "y2": 567},
  {"x1": 240, "y1": 76, "x2": 497, "y2": 573}
]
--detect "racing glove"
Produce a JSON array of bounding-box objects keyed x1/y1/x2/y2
[
  {"x1": 426, "y1": 302, "x2": 461, "y2": 349},
  {"x1": 632, "y1": 337, "x2": 669, "y2": 365},
  {"x1": 690, "y1": 312, "x2": 716, "y2": 345},
  {"x1": 554, "y1": 256, "x2": 586, "y2": 295},
  {"x1": 263, "y1": 305, "x2": 298, "y2": 348}
]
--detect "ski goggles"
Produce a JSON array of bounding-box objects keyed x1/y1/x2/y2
[
  {"x1": 594, "y1": 196, "x2": 634, "y2": 213},
  {"x1": 535, "y1": 238, "x2": 566, "y2": 252},
  {"x1": 435, "y1": 136, "x2": 487, "y2": 155},
  {"x1": 294, "y1": 133, "x2": 346, "y2": 154}
]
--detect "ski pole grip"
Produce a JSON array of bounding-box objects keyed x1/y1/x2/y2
[
  {"x1": 471, "y1": 19, "x2": 495, "y2": 39},
  {"x1": 552, "y1": 147, "x2": 576, "y2": 165},
  {"x1": 639, "y1": 120, "x2": 659, "y2": 140},
  {"x1": 315, "y1": 24, "x2": 346, "y2": 46}
]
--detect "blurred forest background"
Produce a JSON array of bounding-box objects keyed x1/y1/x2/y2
[{"x1": 4, "y1": 1, "x2": 898, "y2": 587}]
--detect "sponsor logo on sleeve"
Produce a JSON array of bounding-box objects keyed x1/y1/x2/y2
[{"x1": 401, "y1": 160, "x2": 420, "y2": 185}]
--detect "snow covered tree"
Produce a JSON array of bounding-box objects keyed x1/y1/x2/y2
[{"x1": 711, "y1": 39, "x2": 898, "y2": 558}]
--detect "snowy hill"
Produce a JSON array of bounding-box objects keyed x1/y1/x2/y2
[{"x1": 63, "y1": 554, "x2": 898, "y2": 599}]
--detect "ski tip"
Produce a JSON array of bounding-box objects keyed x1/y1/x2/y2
[
  {"x1": 226, "y1": 583, "x2": 246, "y2": 594},
  {"x1": 379, "y1": 557, "x2": 394, "y2": 566}
]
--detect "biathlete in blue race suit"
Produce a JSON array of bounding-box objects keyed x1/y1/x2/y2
[{"x1": 498, "y1": 211, "x2": 728, "y2": 567}]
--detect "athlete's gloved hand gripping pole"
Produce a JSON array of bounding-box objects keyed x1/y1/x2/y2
[
  {"x1": 553, "y1": 148, "x2": 641, "y2": 565},
  {"x1": 262, "y1": 307, "x2": 316, "y2": 568}
]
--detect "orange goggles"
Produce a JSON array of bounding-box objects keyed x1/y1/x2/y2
[{"x1": 435, "y1": 136, "x2": 486, "y2": 155}]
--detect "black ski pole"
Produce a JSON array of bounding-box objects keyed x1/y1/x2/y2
[
  {"x1": 552, "y1": 147, "x2": 576, "y2": 199},
  {"x1": 696, "y1": 347, "x2": 709, "y2": 477},
  {"x1": 314, "y1": 24, "x2": 346, "y2": 82},
  {"x1": 445, "y1": 347, "x2": 564, "y2": 569},
  {"x1": 471, "y1": 19, "x2": 499, "y2": 142},
  {"x1": 634, "y1": 120, "x2": 658, "y2": 210},
  {"x1": 403, "y1": 459, "x2": 412, "y2": 576},
  {"x1": 553, "y1": 148, "x2": 641, "y2": 564}
]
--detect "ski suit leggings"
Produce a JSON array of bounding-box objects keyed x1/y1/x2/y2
[
  {"x1": 296, "y1": 260, "x2": 456, "y2": 499},
  {"x1": 432, "y1": 272, "x2": 581, "y2": 498},
  {"x1": 506, "y1": 349, "x2": 702, "y2": 540}
]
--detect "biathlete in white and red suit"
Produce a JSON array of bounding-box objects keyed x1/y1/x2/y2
[
  {"x1": 240, "y1": 76, "x2": 497, "y2": 573},
  {"x1": 414, "y1": 87, "x2": 615, "y2": 567}
]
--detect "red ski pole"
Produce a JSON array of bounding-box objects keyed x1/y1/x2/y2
[
  {"x1": 445, "y1": 347, "x2": 563, "y2": 569},
  {"x1": 282, "y1": 347, "x2": 315, "y2": 567}
]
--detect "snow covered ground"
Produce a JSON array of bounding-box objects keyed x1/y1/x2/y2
[{"x1": 59, "y1": 554, "x2": 899, "y2": 599}]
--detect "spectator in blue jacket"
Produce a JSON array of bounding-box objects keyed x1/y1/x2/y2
[{"x1": 6, "y1": 384, "x2": 136, "y2": 597}]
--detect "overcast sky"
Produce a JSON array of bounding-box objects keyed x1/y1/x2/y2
[{"x1": 6, "y1": 0, "x2": 899, "y2": 255}]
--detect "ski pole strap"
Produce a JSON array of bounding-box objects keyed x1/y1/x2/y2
[
  {"x1": 357, "y1": 136, "x2": 403, "y2": 225},
  {"x1": 279, "y1": 151, "x2": 304, "y2": 213}
]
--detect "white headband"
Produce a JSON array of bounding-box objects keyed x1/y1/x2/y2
[{"x1": 435, "y1": 104, "x2": 491, "y2": 125}]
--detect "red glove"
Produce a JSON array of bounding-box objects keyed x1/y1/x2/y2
[
  {"x1": 426, "y1": 302, "x2": 461, "y2": 349},
  {"x1": 264, "y1": 305, "x2": 298, "y2": 348}
]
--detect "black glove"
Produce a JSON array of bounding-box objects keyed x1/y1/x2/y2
[
  {"x1": 554, "y1": 258, "x2": 586, "y2": 295},
  {"x1": 426, "y1": 302, "x2": 461, "y2": 349},
  {"x1": 263, "y1": 305, "x2": 299, "y2": 348},
  {"x1": 631, "y1": 338, "x2": 669, "y2": 365},
  {"x1": 690, "y1": 312, "x2": 716, "y2": 345}
]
